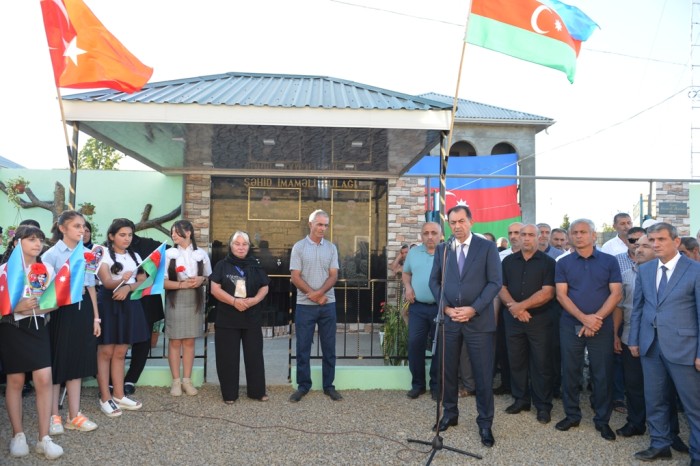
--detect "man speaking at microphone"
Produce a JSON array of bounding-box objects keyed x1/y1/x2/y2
[{"x1": 429, "y1": 205, "x2": 502, "y2": 447}]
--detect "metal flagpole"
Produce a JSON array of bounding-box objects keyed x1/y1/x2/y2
[{"x1": 53, "y1": 86, "x2": 78, "y2": 210}]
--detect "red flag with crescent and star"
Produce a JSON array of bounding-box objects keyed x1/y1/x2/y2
[{"x1": 40, "y1": 0, "x2": 153, "y2": 93}]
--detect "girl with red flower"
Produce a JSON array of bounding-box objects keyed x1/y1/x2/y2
[{"x1": 0, "y1": 225, "x2": 64, "y2": 459}]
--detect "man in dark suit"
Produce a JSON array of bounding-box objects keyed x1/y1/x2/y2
[
  {"x1": 629, "y1": 222, "x2": 700, "y2": 464},
  {"x1": 429, "y1": 205, "x2": 502, "y2": 447}
]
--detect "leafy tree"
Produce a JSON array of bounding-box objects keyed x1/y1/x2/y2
[
  {"x1": 560, "y1": 214, "x2": 570, "y2": 230},
  {"x1": 601, "y1": 223, "x2": 615, "y2": 233},
  {"x1": 78, "y1": 138, "x2": 123, "y2": 170}
]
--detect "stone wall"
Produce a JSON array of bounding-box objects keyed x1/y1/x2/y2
[
  {"x1": 656, "y1": 181, "x2": 690, "y2": 236},
  {"x1": 184, "y1": 174, "x2": 211, "y2": 244}
]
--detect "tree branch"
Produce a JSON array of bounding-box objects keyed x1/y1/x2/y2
[{"x1": 134, "y1": 204, "x2": 181, "y2": 236}]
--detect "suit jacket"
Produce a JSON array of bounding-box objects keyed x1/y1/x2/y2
[
  {"x1": 429, "y1": 234, "x2": 502, "y2": 333},
  {"x1": 629, "y1": 254, "x2": 700, "y2": 365}
]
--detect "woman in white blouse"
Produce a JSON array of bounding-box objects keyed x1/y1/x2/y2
[{"x1": 163, "y1": 220, "x2": 211, "y2": 396}]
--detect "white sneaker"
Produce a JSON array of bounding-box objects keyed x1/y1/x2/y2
[
  {"x1": 113, "y1": 395, "x2": 142, "y2": 411},
  {"x1": 49, "y1": 415, "x2": 64, "y2": 435},
  {"x1": 35, "y1": 435, "x2": 64, "y2": 460},
  {"x1": 9, "y1": 432, "x2": 29, "y2": 457},
  {"x1": 99, "y1": 398, "x2": 122, "y2": 417}
]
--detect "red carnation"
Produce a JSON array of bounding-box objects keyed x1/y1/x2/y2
[
  {"x1": 30, "y1": 263, "x2": 48, "y2": 275},
  {"x1": 176, "y1": 265, "x2": 186, "y2": 273},
  {"x1": 84, "y1": 252, "x2": 96, "y2": 261}
]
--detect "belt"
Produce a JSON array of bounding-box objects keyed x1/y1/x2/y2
[{"x1": 414, "y1": 300, "x2": 436, "y2": 306}]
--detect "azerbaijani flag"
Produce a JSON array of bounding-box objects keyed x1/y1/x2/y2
[
  {"x1": 466, "y1": 0, "x2": 597, "y2": 83},
  {"x1": 39, "y1": 243, "x2": 86, "y2": 310},
  {"x1": 131, "y1": 242, "x2": 167, "y2": 300},
  {"x1": 0, "y1": 241, "x2": 27, "y2": 316},
  {"x1": 408, "y1": 153, "x2": 521, "y2": 238}
]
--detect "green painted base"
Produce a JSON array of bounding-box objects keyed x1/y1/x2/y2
[
  {"x1": 291, "y1": 365, "x2": 421, "y2": 390},
  {"x1": 81, "y1": 366, "x2": 205, "y2": 388}
]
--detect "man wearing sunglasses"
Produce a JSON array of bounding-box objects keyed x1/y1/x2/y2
[{"x1": 615, "y1": 227, "x2": 647, "y2": 275}]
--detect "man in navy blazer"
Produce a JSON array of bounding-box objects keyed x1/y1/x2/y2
[
  {"x1": 629, "y1": 222, "x2": 700, "y2": 464},
  {"x1": 429, "y1": 205, "x2": 502, "y2": 447}
]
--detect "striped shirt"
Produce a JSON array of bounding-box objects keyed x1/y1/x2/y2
[{"x1": 290, "y1": 236, "x2": 339, "y2": 305}]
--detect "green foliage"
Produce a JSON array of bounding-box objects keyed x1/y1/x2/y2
[
  {"x1": 560, "y1": 214, "x2": 570, "y2": 230},
  {"x1": 78, "y1": 138, "x2": 123, "y2": 170},
  {"x1": 380, "y1": 301, "x2": 408, "y2": 365},
  {"x1": 601, "y1": 223, "x2": 615, "y2": 233}
]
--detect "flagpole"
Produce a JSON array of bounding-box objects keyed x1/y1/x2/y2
[
  {"x1": 440, "y1": 1, "x2": 475, "y2": 229},
  {"x1": 53, "y1": 85, "x2": 78, "y2": 210}
]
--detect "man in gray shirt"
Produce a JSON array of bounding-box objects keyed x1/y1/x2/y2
[{"x1": 289, "y1": 210, "x2": 341, "y2": 402}]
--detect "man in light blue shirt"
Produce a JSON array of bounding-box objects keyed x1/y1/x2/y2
[{"x1": 403, "y1": 222, "x2": 440, "y2": 399}]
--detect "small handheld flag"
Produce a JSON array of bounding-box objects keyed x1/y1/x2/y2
[
  {"x1": 39, "y1": 243, "x2": 86, "y2": 310},
  {"x1": 131, "y1": 243, "x2": 167, "y2": 300}
]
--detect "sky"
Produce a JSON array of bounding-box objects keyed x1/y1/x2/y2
[{"x1": 0, "y1": 0, "x2": 692, "y2": 229}]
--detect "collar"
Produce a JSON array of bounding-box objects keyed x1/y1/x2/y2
[
  {"x1": 658, "y1": 252, "x2": 681, "y2": 273},
  {"x1": 572, "y1": 246, "x2": 601, "y2": 260},
  {"x1": 456, "y1": 233, "x2": 472, "y2": 248},
  {"x1": 305, "y1": 235, "x2": 325, "y2": 246}
]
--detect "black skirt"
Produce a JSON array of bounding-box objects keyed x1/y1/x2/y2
[
  {"x1": 0, "y1": 317, "x2": 51, "y2": 374},
  {"x1": 48, "y1": 299, "x2": 98, "y2": 384},
  {"x1": 98, "y1": 287, "x2": 149, "y2": 345}
]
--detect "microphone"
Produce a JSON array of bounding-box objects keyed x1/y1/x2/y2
[{"x1": 446, "y1": 235, "x2": 456, "y2": 250}]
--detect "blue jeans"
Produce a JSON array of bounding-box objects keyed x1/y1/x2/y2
[
  {"x1": 407, "y1": 302, "x2": 438, "y2": 392},
  {"x1": 295, "y1": 303, "x2": 337, "y2": 392}
]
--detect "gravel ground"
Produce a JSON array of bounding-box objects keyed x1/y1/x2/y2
[{"x1": 0, "y1": 385, "x2": 693, "y2": 465}]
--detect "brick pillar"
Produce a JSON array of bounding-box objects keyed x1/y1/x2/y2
[
  {"x1": 183, "y1": 174, "x2": 211, "y2": 246},
  {"x1": 656, "y1": 181, "x2": 690, "y2": 236}
]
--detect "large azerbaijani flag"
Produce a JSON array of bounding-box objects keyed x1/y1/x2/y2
[
  {"x1": 0, "y1": 241, "x2": 27, "y2": 316},
  {"x1": 466, "y1": 0, "x2": 597, "y2": 83},
  {"x1": 131, "y1": 243, "x2": 167, "y2": 300},
  {"x1": 407, "y1": 153, "x2": 521, "y2": 238},
  {"x1": 39, "y1": 243, "x2": 86, "y2": 310}
]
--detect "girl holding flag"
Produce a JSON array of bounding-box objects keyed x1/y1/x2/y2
[
  {"x1": 96, "y1": 218, "x2": 148, "y2": 416},
  {"x1": 42, "y1": 210, "x2": 100, "y2": 435},
  {"x1": 163, "y1": 220, "x2": 211, "y2": 397},
  {"x1": 0, "y1": 225, "x2": 64, "y2": 459}
]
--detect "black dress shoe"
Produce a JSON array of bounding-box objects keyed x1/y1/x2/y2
[
  {"x1": 479, "y1": 428, "x2": 495, "y2": 447},
  {"x1": 505, "y1": 401, "x2": 531, "y2": 414},
  {"x1": 595, "y1": 424, "x2": 616, "y2": 441},
  {"x1": 493, "y1": 385, "x2": 510, "y2": 395},
  {"x1": 406, "y1": 387, "x2": 426, "y2": 399},
  {"x1": 536, "y1": 410, "x2": 551, "y2": 424},
  {"x1": 324, "y1": 388, "x2": 343, "y2": 401},
  {"x1": 690, "y1": 459, "x2": 699, "y2": 466},
  {"x1": 616, "y1": 423, "x2": 645, "y2": 437},
  {"x1": 555, "y1": 418, "x2": 580, "y2": 431},
  {"x1": 671, "y1": 435, "x2": 689, "y2": 453},
  {"x1": 124, "y1": 383, "x2": 136, "y2": 396},
  {"x1": 433, "y1": 416, "x2": 458, "y2": 432},
  {"x1": 289, "y1": 389, "x2": 308, "y2": 403},
  {"x1": 431, "y1": 390, "x2": 438, "y2": 401},
  {"x1": 634, "y1": 446, "x2": 672, "y2": 461}
]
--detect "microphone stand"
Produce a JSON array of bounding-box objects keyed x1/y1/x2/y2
[{"x1": 407, "y1": 238, "x2": 481, "y2": 464}]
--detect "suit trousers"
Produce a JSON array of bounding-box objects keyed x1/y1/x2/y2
[
  {"x1": 504, "y1": 309, "x2": 553, "y2": 412},
  {"x1": 440, "y1": 319, "x2": 495, "y2": 428},
  {"x1": 641, "y1": 337, "x2": 700, "y2": 459},
  {"x1": 215, "y1": 325, "x2": 266, "y2": 401},
  {"x1": 407, "y1": 302, "x2": 438, "y2": 392},
  {"x1": 560, "y1": 320, "x2": 614, "y2": 425},
  {"x1": 621, "y1": 342, "x2": 682, "y2": 434}
]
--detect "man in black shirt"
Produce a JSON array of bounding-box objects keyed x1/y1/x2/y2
[{"x1": 499, "y1": 224, "x2": 556, "y2": 424}]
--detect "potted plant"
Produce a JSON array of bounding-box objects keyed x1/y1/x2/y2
[
  {"x1": 380, "y1": 300, "x2": 409, "y2": 366},
  {"x1": 4, "y1": 176, "x2": 29, "y2": 206},
  {"x1": 79, "y1": 201, "x2": 96, "y2": 216}
]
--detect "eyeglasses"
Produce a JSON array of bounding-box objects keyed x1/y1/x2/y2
[{"x1": 628, "y1": 237, "x2": 639, "y2": 244}]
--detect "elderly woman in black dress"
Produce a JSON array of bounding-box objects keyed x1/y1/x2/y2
[{"x1": 210, "y1": 231, "x2": 270, "y2": 403}]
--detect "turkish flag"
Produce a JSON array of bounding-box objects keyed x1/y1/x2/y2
[{"x1": 41, "y1": 0, "x2": 153, "y2": 93}]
